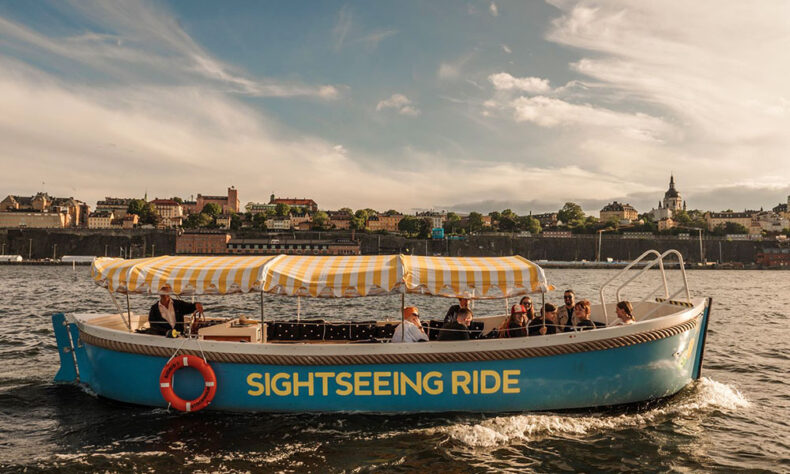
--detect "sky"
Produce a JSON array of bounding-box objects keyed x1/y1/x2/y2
[{"x1": 0, "y1": 0, "x2": 789, "y2": 215}]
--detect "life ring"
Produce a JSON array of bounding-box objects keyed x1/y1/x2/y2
[{"x1": 159, "y1": 354, "x2": 217, "y2": 412}]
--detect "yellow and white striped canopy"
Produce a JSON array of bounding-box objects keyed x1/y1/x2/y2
[
  {"x1": 92, "y1": 255, "x2": 277, "y2": 295},
  {"x1": 402, "y1": 255, "x2": 550, "y2": 298},
  {"x1": 261, "y1": 255, "x2": 403, "y2": 297},
  {"x1": 92, "y1": 254, "x2": 550, "y2": 297}
]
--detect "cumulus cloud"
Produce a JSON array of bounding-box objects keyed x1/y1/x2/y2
[
  {"x1": 489, "y1": 72, "x2": 551, "y2": 93},
  {"x1": 376, "y1": 94, "x2": 421, "y2": 116}
]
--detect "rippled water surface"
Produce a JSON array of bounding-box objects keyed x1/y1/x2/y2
[{"x1": 0, "y1": 265, "x2": 787, "y2": 472}]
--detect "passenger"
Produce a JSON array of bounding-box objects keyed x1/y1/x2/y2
[
  {"x1": 613, "y1": 300, "x2": 636, "y2": 325},
  {"x1": 148, "y1": 284, "x2": 204, "y2": 337},
  {"x1": 498, "y1": 304, "x2": 528, "y2": 338},
  {"x1": 443, "y1": 295, "x2": 470, "y2": 325},
  {"x1": 558, "y1": 289, "x2": 576, "y2": 331},
  {"x1": 572, "y1": 299, "x2": 598, "y2": 331},
  {"x1": 391, "y1": 306, "x2": 429, "y2": 343},
  {"x1": 519, "y1": 296, "x2": 536, "y2": 322},
  {"x1": 529, "y1": 303, "x2": 559, "y2": 336},
  {"x1": 438, "y1": 307, "x2": 473, "y2": 341}
]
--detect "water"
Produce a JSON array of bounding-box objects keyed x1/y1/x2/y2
[{"x1": 0, "y1": 265, "x2": 787, "y2": 472}]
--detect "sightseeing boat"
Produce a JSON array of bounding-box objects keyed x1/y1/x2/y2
[{"x1": 52, "y1": 250, "x2": 711, "y2": 413}]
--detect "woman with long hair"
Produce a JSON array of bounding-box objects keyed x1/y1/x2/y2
[
  {"x1": 499, "y1": 304, "x2": 528, "y2": 338},
  {"x1": 572, "y1": 299, "x2": 596, "y2": 331},
  {"x1": 613, "y1": 300, "x2": 636, "y2": 325},
  {"x1": 518, "y1": 296, "x2": 536, "y2": 321}
]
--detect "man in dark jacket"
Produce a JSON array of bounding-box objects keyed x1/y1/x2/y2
[
  {"x1": 443, "y1": 297, "x2": 470, "y2": 325},
  {"x1": 148, "y1": 284, "x2": 204, "y2": 336},
  {"x1": 438, "y1": 308, "x2": 473, "y2": 341}
]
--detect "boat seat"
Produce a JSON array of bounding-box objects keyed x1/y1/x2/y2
[
  {"x1": 300, "y1": 319, "x2": 326, "y2": 340},
  {"x1": 427, "y1": 320, "x2": 444, "y2": 341},
  {"x1": 469, "y1": 321, "x2": 485, "y2": 339},
  {"x1": 350, "y1": 321, "x2": 377, "y2": 341},
  {"x1": 271, "y1": 322, "x2": 300, "y2": 341},
  {"x1": 375, "y1": 323, "x2": 396, "y2": 340},
  {"x1": 325, "y1": 323, "x2": 351, "y2": 341}
]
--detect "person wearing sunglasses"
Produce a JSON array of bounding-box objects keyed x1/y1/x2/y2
[
  {"x1": 518, "y1": 296, "x2": 536, "y2": 321},
  {"x1": 391, "y1": 306, "x2": 428, "y2": 343},
  {"x1": 558, "y1": 289, "x2": 576, "y2": 332}
]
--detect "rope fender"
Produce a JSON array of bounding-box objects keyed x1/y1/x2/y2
[{"x1": 159, "y1": 354, "x2": 217, "y2": 412}]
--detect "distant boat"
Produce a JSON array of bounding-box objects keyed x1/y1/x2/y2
[{"x1": 53, "y1": 251, "x2": 711, "y2": 413}]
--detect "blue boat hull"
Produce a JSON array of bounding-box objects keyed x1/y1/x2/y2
[{"x1": 53, "y1": 303, "x2": 709, "y2": 413}]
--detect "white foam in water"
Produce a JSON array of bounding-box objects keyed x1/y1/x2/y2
[{"x1": 431, "y1": 377, "x2": 749, "y2": 448}]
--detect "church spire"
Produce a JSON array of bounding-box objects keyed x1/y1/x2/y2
[{"x1": 669, "y1": 174, "x2": 675, "y2": 190}]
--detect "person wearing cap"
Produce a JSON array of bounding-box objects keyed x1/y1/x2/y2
[
  {"x1": 529, "y1": 303, "x2": 559, "y2": 336},
  {"x1": 438, "y1": 308, "x2": 473, "y2": 341},
  {"x1": 391, "y1": 306, "x2": 429, "y2": 343},
  {"x1": 498, "y1": 304, "x2": 528, "y2": 338},
  {"x1": 148, "y1": 284, "x2": 205, "y2": 337},
  {"x1": 443, "y1": 295, "x2": 471, "y2": 325}
]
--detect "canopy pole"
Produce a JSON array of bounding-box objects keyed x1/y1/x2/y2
[
  {"x1": 541, "y1": 291, "x2": 546, "y2": 330},
  {"x1": 505, "y1": 297, "x2": 509, "y2": 315},
  {"x1": 400, "y1": 293, "x2": 405, "y2": 340},
  {"x1": 125, "y1": 292, "x2": 132, "y2": 331},
  {"x1": 260, "y1": 291, "x2": 266, "y2": 344},
  {"x1": 107, "y1": 289, "x2": 130, "y2": 331},
  {"x1": 297, "y1": 296, "x2": 301, "y2": 322}
]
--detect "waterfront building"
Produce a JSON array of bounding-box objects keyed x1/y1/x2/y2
[
  {"x1": 290, "y1": 213, "x2": 312, "y2": 229},
  {"x1": 216, "y1": 214, "x2": 232, "y2": 229},
  {"x1": 756, "y1": 248, "x2": 790, "y2": 267},
  {"x1": 176, "y1": 231, "x2": 232, "y2": 254},
  {"x1": 193, "y1": 187, "x2": 239, "y2": 215},
  {"x1": 87, "y1": 211, "x2": 115, "y2": 229},
  {"x1": 649, "y1": 175, "x2": 686, "y2": 221},
  {"x1": 227, "y1": 238, "x2": 360, "y2": 256},
  {"x1": 658, "y1": 217, "x2": 676, "y2": 231},
  {"x1": 327, "y1": 211, "x2": 352, "y2": 230},
  {"x1": 245, "y1": 202, "x2": 276, "y2": 215},
  {"x1": 0, "y1": 192, "x2": 89, "y2": 227},
  {"x1": 542, "y1": 230, "x2": 572, "y2": 238},
  {"x1": 122, "y1": 214, "x2": 139, "y2": 229},
  {"x1": 415, "y1": 211, "x2": 446, "y2": 229},
  {"x1": 600, "y1": 201, "x2": 638, "y2": 223},
  {"x1": 704, "y1": 211, "x2": 757, "y2": 232},
  {"x1": 366, "y1": 214, "x2": 404, "y2": 232},
  {"x1": 268, "y1": 194, "x2": 318, "y2": 213},
  {"x1": 150, "y1": 199, "x2": 184, "y2": 228},
  {"x1": 265, "y1": 218, "x2": 292, "y2": 230},
  {"x1": 772, "y1": 195, "x2": 790, "y2": 218},
  {"x1": 95, "y1": 197, "x2": 133, "y2": 218},
  {"x1": 0, "y1": 211, "x2": 67, "y2": 228},
  {"x1": 531, "y1": 212, "x2": 558, "y2": 227}
]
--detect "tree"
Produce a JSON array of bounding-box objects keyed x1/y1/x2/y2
[
  {"x1": 350, "y1": 209, "x2": 369, "y2": 231},
  {"x1": 252, "y1": 213, "x2": 268, "y2": 231},
  {"x1": 312, "y1": 211, "x2": 329, "y2": 230},
  {"x1": 383, "y1": 209, "x2": 400, "y2": 216},
  {"x1": 230, "y1": 213, "x2": 242, "y2": 230},
  {"x1": 398, "y1": 216, "x2": 421, "y2": 236},
  {"x1": 712, "y1": 222, "x2": 748, "y2": 236},
  {"x1": 418, "y1": 218, "x2": 432, "y2": 239},
  {"x1": 468, "y1": 212, "x2": 484, "y2": 232},
  {"x1": 183, "y1": 213, "x2": 212, "y2": 229},
  {"x1": 558, "y1": 202, "x2": 585, "y2": 225},
  {"x1": 171, "y1": 196, "x2": 183, "y2": 204},
  {"x1": 275, "y1": 203, "x2": 291, "y2": 217},
  {"x1": 498, "y1": 215, "x2": 519, "y2": 232},
  {"x1": 518, "y1": 216, "x2": 542, "y2": 234},
  {"x1": 339, "y1": 207, "x2": 353, "y2": 214},
  {"x1": 202, "y1": 203, "x2": 221, "y2": 217}
]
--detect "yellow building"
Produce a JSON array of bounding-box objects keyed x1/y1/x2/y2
[{"x1": 600, "y1": 201, "x2": 638, "y2": 223}]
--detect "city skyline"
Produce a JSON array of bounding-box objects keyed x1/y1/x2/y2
[{"x1": 1, "y1": 1, "x2": 789, "y2": 214}]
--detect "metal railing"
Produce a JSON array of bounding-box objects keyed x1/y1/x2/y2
[{"x1": 599, "y1": 249, "x2": 690, "y2": 324}]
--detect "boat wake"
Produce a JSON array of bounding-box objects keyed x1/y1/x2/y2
[{"x1": 428, "y1": 377, "x2": 748, "y2": 448}]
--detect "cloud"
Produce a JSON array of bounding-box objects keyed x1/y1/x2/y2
[
  {"x1": 489, "y1": 2, "x2": 499, "y2": 17},
  {"x1": 376, "y1": 94, "x2": 421, "y2": 116},
  {"x1": 501, "y1": 44, "x2": 512, "y2": 54},
  {"x1": 438, "y1": 53, "x2": 474, "y2": 80},
  {"x1": 332, "y1": 5, "x2": 353, "y2": 52},
  {"x1": 489, "y1": 72, "x2": 550, "y2": 93},
  {"x1": 0, "y1": 2, "x2": 339, "y2": 100}
]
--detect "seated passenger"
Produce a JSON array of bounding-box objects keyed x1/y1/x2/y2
[
  {"x1": 438, "y1": 308, "x2": 473, "y2": 341},
  {"x1": 572, "y1": 299, "x2": 598, "y2": 331},
  {"x1": 148, "y1": 284, "x2": 204, "y2": 337},
  {"x1": 519, "y1": 296, "x2": 536, "y2": 322},
  {"x1": 443, "y1": 296, "x2": 470, "y2": 325},
  {"x1": 528, "y1": 303, "x2": 559, "y2": 336},
  {"x1": 498, "y1": 304, "x2": 528, "y2": 338},
  {"x1": 391, "y1": 306, "x2": 429, "y2": 343},
  {"x1": 612, "y1": 300, "x2": 636, "y2": 325},
  {"x1": 558, "y1": 289, "x2": 576, "y2": 331}
]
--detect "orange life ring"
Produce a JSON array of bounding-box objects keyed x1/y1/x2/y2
[{"x1": 159, "y1": 354, "x2": 217, "y2": 412}]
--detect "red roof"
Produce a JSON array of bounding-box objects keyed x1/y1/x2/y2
[
  {"x1": 272, "y1": 198, "x2": 317, "y2": 206},
  {"x1": 151, "y1": 199, "x2": 180, "y2": 206}
]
